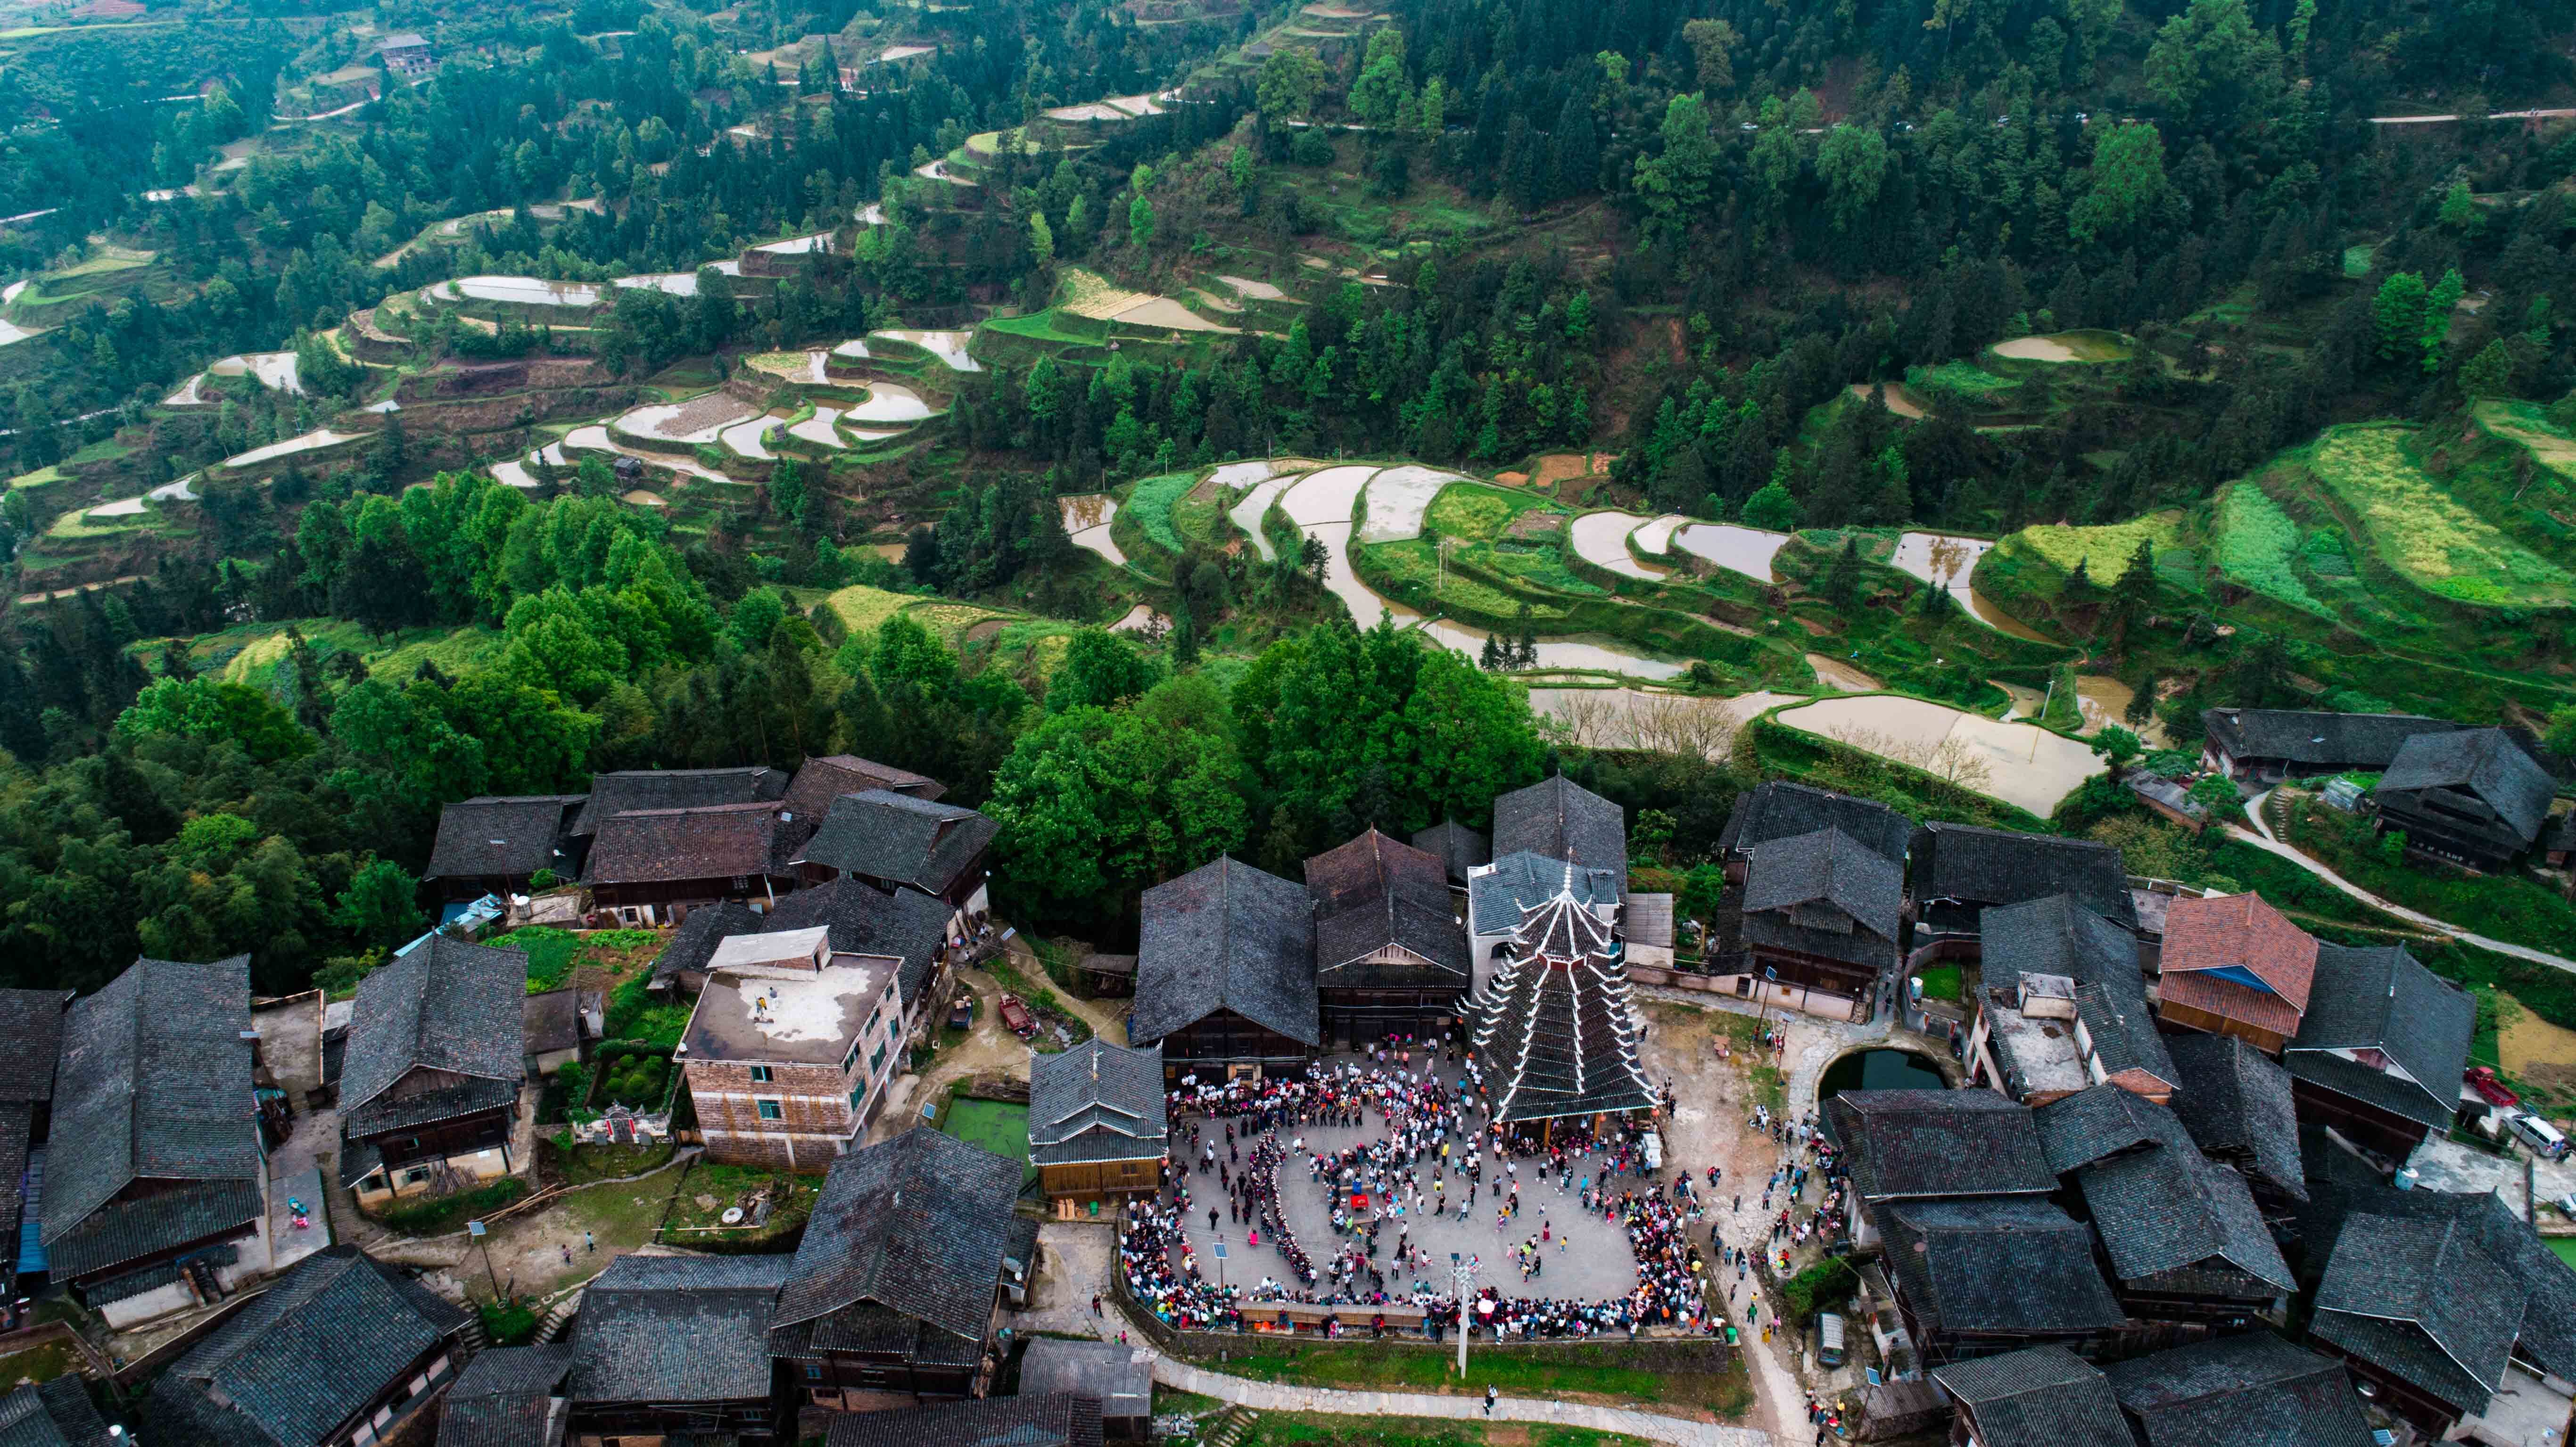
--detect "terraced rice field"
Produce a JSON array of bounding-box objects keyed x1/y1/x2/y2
[
  {"x1": 874, "y1": 330, "x2": 981, "y2": 370},
  {"x1": 1670, "y1": 523, "x2": 1790, "y2": 582},
  {"x1": 224, "y1": 428, "x2": 362, "y2": 468},
  {"x1": 2308, "y1": 425, "x2": 2576, "y2": 606},
  {"x1": 1567, "y1": 511, "x2": 1677, "y2": 580}
]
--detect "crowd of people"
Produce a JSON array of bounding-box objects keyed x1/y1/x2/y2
[{"x1": 1116, "y1": 1054, "x2": 1719, "y2": 1340}]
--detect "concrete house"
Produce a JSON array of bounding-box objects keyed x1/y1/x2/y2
[{"x1": 677, "y1": 926, "x2": 908, "y2": 1169}]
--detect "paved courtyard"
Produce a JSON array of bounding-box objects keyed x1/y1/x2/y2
[{"x1": 1166, "y1": 1055, "x2": 1661, "y2": 1303}]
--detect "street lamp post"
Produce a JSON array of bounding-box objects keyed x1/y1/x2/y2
[{"x1": 1451, "y1": 1251, "x2": 1478, "y2": 1378}]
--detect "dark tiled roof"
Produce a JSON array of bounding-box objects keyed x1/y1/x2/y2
[
  {"x1": 42, "y1": 957, "x2": 260, "y2": 1255},
  {"x1": 775, "y1": 1128, "x2": 1022, "y2": 1344},
  {"x1": 1908, "y1": 823, "x2": 2138, "y2": 930},
  {"x1": 1931, "y1": 1347, "x2": 2131, "y2": 1447},
  {"x1": 422, "y1": 796, "x2": 581, "y2": 881},
  {"x1": 1825, "y1": 1090, "x2": 2056, "y2": 1201},
  {"x1": 1411, "y1": 819, "x2": 1489, "y2": 883},
  {"x1": 1984, "y1": 894, "x2": 2173, "y2": 1090},
  {"x1": 1742, "y1": 827, "x2": 1903, "y2": 942},
  {"x1": 1305, "y1": 829, "x2": 1468, "y2": 982},
  {"x1": 762, "y1": 879, "x2": 955, "y2": 1005},
  {"x1": 2158, "y1": 892, "x2": 2317, "y2": 1032},
  {"x1": 523, "y1": 989, "x2": 582, "y2": 1057},
  {"x1": 2202, "y1": 708, "x2": 2464, "y2": 769},
  {"x1": 1015, "y1": 1338, "x2": 1153, "y2": 1417},
  {"x1": 1131, "y1": 857, "x2": 1318, "y2": 1046},
  {"x1": 0, "y1": 1377, "x2": 117, "y2": 1447},
  {"x1": 2060, "y1": 1092, "x2": 2292, "y2": 1294},
  {"x1": 824, "y1": 1392, "x2": 1105, "y2": 1447},
  {"x1": 342, "y1": 935, "x2": 526, "y2": 1136},
  {"x1": 1029, "y1": 1041, "x2": 1167, "y2": 1165},
  {"x1": 2034, "y1": 1083, "x2": 2167, "y2": 1176},
  {"x1": 1490, "y1": 775, "x2": 1626, "y2": 895},
  {"x1": 796, "y1": 790, "x2": 997, "y2": 897},
  {"x1": 2313, "y1": 1212, "x2": 2520, "y2": 1415},
  {"x1": 158, "y1": 1247, "x2": 469, "y2": 1447},
  {"x1": 2285, "y1": 942, "x2": 2474, "y2": 1130},
  {"x1": 571, "y1": 766, "x2": 785, "y2": 836},
  {"x1": 2375, "y1": 726, "x2": 2558, "y2": 845},
  {"x1": 1467, "y1": 925, "x2": 1655, "y2": 1125},
  {"x1": 1467, "y1": 852, "x2": 1619, "y2": 936},
  {"x1": 2295, "y1": 1176, "x2": 2576, "y2": 1383},
  {"x1": 784, "y1": 754, "x2": 945, "y2": 822},
  {"x1": 2104, "y1": 1333, "x2": 2374, "y2": 1447},
  {"x1": 1881, "y1": 1198, "x2": 2127, "y2": 1338},
  {"x1": 2165, "y1": 1034, "x2": 2304, "y2": 1201},
  {"x1": 648, "y1": 900, "x2": 763, "y2": 989},
  {"x1": 46, "y1": 1178, "x2": 264, "y2": 1281},
  {"x1": 0, "y1": 988, "x2": 67, "y2": 1102},
  {"x1": 0, "y1": 1105, "x2": 26, "y2": 1287},
  {"x1": 1718, "y1": 781, "x2": 1911, "y2": 863},
  {"x1": 570, "y1": 1254, "x2": 790, "y2": 1406},
  {"x1": 438, "y1": 1343, "x2": 572, "y2": 1447},
  {"x1": 581, "y1": 802, "x2": 792, "y2": 885}
]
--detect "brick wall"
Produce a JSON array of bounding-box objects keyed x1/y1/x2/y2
[{"x1": 687, "y1": 1058, "x2": 856, "y2": 1167}]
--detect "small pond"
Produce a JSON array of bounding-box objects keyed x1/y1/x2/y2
[{"x1": 1817, "y1": 1048, "x2": 1949, "y2": 1102}]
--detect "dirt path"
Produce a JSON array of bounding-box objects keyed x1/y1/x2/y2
[{"x1": 364, "y1": 1149, "x2": 700, "y2": 1304}]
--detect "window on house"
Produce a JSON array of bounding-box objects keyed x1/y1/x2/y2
[
  {"x1": 757, "y1": 1099, "x2": 784, "y2": 1120},
  {"x1": 849, "y1": 1085, "x2": 867, "y2": 1113},
  {"x1": 843, "y1": 1037, "x2": 863, "y2": 1074},
  {"x1": 804, "y1": 1364, "x2": 824, "y2": 1381},
  {"x1": 403, "y1": 1167, "x2": 432, "y2": 1186},
  {"x1": 733, "y1": 876, "x2": 751, "y2": 890},
  {"x1": 870, "y1": 1042, "x2": 888, "y2": 1076},
  {"x1": 749, "y1": 1065, "x2": 773, "y2": 1083}
]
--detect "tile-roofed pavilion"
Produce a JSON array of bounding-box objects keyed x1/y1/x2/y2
[
  {"x1": 794, "y1": 789, "x2": 998, "y2": 907},
  {"x1": 1824, "y1": 1089, "x2": 2057, "y2": 1209},
  {"x1": 0, "y1": 1378, "x2": 116, "y2": 1447},
  {"x1": 2311, "y1": 1211, "x2": 2523, "y2": 1428},
  {"x1": 340, "y1": 935, "x2": 527, "y2": 1141},
  {"x1": 1464, "y1": 884, "x2": 1654, "y2": 1125},
  {"x1": 1130, "y1": 857, "x2": 1319, "y2": 1064},
  {"x1": 2373, "y1": 726, "x2": 2559, "y2": 867},
  {"x1": 1717, "y1": 780, "x2": 1911, "y2": 866},
  {"x1": 2284, "y1": 941, "x2": 2475, "y2": 1155},
  {"x1": 2164, "y1": 1032, "x2": 2305, "y2": 1204},
  {"x1": 1880, "y1": 1199, "x2": 2127, "y2": 1359},
  {"x1": 1411, "y1": 818, "x2": 1489, "y2": 884},
  {"x1": 1490, "y1": 774, "x2": 1627, "y2": 895},
  {"x1": 824, "y1": 1392, "x2": 1106, "y2": 1447},
  {"x1": 420, "y1": 795, "x2": 582, "y2": 899},
  {"x1": 570, "y1": 765, "x2": 785, "y2": 837},
  {"x1": 2104, "y1": 1332, "x2": 2375, "y2": 1447},
  {"x1": 1931, "y1": 1346, "x2": 2134, "y2": 1447},
  {"x1": 41, "y1": 956, "x2": 264, "y2": 1298},
  {"x1": 569, "y1": 1253, "x2": 790, "y2": 1437},
  {"x1": 2156, "y1": 892, "x2": 2316, "y2": 1052},
  {"x1": 144, "y1": 1246, "x2": 473, "y2": 1447},
  {"x1": 1029, "y1": 1042, "x2": 1167, "y2": 1203},
  {"x1": 770, "y1": 1129, "x2": 1024, "y2": 1390},
  {"x1": 437, "y1": 1342, "x2": 571, "y2": 1447},
  {"x1": 1907, "y1": 822, "x2": 2137, "y2": 939}
]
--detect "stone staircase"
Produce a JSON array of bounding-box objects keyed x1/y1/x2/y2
[
  {"x1": 1199, "y1": 1405, "x2": 1258, "y2": 1447},
  {"x1": 533, "y1": 1291, "x2": 583, "y2": 1344}
]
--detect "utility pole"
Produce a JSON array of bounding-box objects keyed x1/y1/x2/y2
[
  {"x1": 1451, "y1": 1251, "x2": 1478, "y2": 1378},
  {"x1": 468, "y1": 1219, "x2": 500, "y2": 1301}
]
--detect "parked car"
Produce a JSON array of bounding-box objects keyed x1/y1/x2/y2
[
  {"x1": 998, "y1": 992, "x2": 1037, "y2": 1039},
  {"x1": 2467, "y1": 1067, "x2": 2520, "y2": 1109},
  {"x1": 2510, "y1": 1110, "x2": 2570, "y2": 1161},
  {"x1": 1816, "y1": 1312, "x2": 1847, "y2": 1368}
]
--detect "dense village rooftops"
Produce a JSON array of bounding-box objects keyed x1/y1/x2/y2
[
  {"x1": 774, "y1": 1127, "x2": 1024, "y2": 1344},
  {"x1": 2201, "y1": 708, "x2": 2465, "y2": 769},
  {"x1": 342, "y1": 935, "x2": 527, "y2": 1137},
  {"x1": 41, "y1": 956, "x2": 261, "y2": 1266},
  {"x1": 2285, "y1": 941, "x2": 2475, "y2": 1131},
  {"x1": 795, "y1": 789, "x2": 997, "y2": 896},
  {"x1": 2313, "y1": 1211, "x2": 2522, "y2": 1415},
  {"x1": 2104, "y1": 1332, "x2": 2376, "y2": 1447},
  {"x1": 421, "y1": 795, "x2": 581, "y2": 882},
  {"x1": 2298, "y1": 1169, "x2": 2576, "y2": 1384},
  {"x1": 2165, "y1": 1032, "x2": 2305, "y2": 1200},
  {"x1": 783, "y1": 753, "x2": 945, "y2": 821},
  {"x1": 570, "y1": 765, "x2": 786, "y2": 836},
  {"x1": 1718, "y1": 780, "x2": 1911, "y2": 863},
  {"x1": 2377, "y1": 725, "x2": 2559, "y2": 844},
  {"x1": 1305, "y1": 828, "x2": 1468, "y2": 980},
  {"x1": 2049, "y1": 1089, "x2": 2292, "y2": 1295},
  {"x1": 581, "y1": 801, "x2": 793, "y2": 885},
  {"x1": 760, "y1": 878, "x2": 955, "y2": 1005},
  {"x1": 1907, "y1": 823, "x2": 2138, "y2": 930},
  {"x1": 1411, "y1": 818, "x2": 1490, "y2": 884},
  {"x1": 1931, "y1": 1347, "x2": 2133, "y2": 1447},
  {"x1": 1490, "y1": 774, "x2": 1627, "y2": 894},
  {"x1": 1014, "y1": 1338, "x2": 1153, "y2": 1422},
  {"x1": 1742, "y1": 826, "x2": 1903, "y2": 942},
  {"x1": 1825, "y1": 1089, "x2": 2057, "y2": 1201},
  {"x1": 1467, "y1": 851, "x2": 1619, "y2": 937},
  {"x1": 148, "y1": 1246, "x2": 469, "y2": 1447},
  {"x1": 825, "y1": 1392, "x2": 1106, "y2": 1447},
  {"x1": 1880, "y1": 1197, "x2": 2128, "y2": 1338},
  {"x1": 1131, "y1": 856, "x2": 1318, "y2": 1047},
  {"x1": 0, "y1": 1377, "x2": 116, "y2": 1447},
  {"x1": 0, "y1": 987, "x2": 66, "y2": 1103},
  {"x1": 1028, "y1": 1041, "x2": 1166, "y2": 1165},
  {"x1": 685, "y1": 954, "x2": 889, "y2": 1066},
  {"x1": 436, "y1": 1342, "x2": 572, "y2": 1447},
  {"x1": 572, "y1": 1254, "x2": 791, "y2": 1406},
  {"x1": 2160, "y1": 891, "x2": 2317, "y2": 1025}
]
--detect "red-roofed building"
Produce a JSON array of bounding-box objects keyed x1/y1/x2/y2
[{"x1": 2155, "y1": 894, "x2": 2316, "y2": 1054}]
